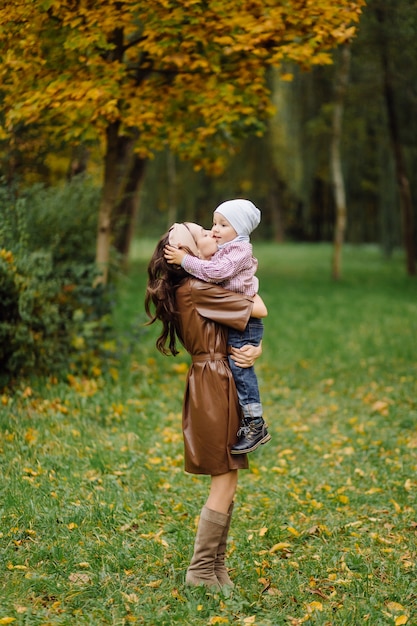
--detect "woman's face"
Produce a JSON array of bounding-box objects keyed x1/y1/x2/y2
[{"x1": 196, "y1": 229, "x2": 218, "y2": 259}]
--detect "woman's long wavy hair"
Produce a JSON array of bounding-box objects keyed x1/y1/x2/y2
[{"x1": 145, "y1": 233, "x2": 190, "y2": 356}]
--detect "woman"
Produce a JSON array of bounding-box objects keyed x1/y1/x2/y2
[{"x1": 145, "y1": 223, "x2": 267, "y2": 589}]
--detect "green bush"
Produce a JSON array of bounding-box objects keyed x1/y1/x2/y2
[
  {"x1": 0, "y1": 178, "x2": 99, "y2": 264},
  {"x1": 0, "y1": 178, "x2": 115, "y2": 386}
]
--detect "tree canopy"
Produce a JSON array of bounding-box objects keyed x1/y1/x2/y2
[
  {"x1": 0, "y1": 0, "x2": 365, "y2": 279},
  {"x1": 1, "y1": 0, "x2": 364, "y2": 170}
]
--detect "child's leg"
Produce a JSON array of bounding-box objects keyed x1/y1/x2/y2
[
  {"x1": 227, "y1": 352, "x2": 262, "y2": 419},
  {"x1": 228, "y1": 320, "x2": 271, "y2": 454},
  {"x1": 227, "y1": 318, "x2": 263, "y2": 414}
]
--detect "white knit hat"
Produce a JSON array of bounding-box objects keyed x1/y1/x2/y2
[{"x1": 214, "y1": 199, "x2": 261, "y2": 237}]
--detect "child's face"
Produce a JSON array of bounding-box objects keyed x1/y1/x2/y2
[
  {"x1": 197, "y1": 229, "x2": 218, "y2": 259},
  {"x1": 211, "y1": 212, "x2": 238, "y2": 245}
]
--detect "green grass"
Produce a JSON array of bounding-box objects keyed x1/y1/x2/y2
[{"x1": 1, "y1": 242, "x2": 416, "y2": 625}]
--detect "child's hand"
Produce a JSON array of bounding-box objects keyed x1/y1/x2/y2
[{"x1": 164, "y1": 244, "x2": 188, "y2": 265}]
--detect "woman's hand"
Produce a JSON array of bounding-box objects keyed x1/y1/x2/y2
[
  {"x1": 229, "y1": 342, "x2": 262, "y2": 368},
  {"x1": 164, "y1": 244, "x2": 187, "y2": 265}
]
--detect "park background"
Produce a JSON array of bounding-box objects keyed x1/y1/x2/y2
[{"x1": 1, "y1": 1, "x2": 417, "y2": 624}]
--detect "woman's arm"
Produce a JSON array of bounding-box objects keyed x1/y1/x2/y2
[
  {"x1": 193, "y1": 281, "x2": 256, "y2": 332},
  {"x1": 251, "y1": 294, "x2": 268, "y2": 318},
  {"x1": 192, "y1": 281, "x2": 267, "y2": 333}
]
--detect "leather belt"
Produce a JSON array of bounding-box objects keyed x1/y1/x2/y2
[{"x1": 192, "y1": 353, "x2": 227, "y2": 363}]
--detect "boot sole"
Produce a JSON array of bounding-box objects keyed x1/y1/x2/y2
[{"x1": 230, "y1": 433, "x2": 271, "y2": 455}]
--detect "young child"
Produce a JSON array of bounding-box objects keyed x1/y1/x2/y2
[{"x1": 164, "y1": 199, "x2": 270, "y2": 454}]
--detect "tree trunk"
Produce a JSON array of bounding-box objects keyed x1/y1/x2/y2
[
  {"x1": 378, "y1": 137, "x2": 398, "y2": 259},
  {"x1": 95, "y1": 122, "x2": 137, "y2": 284},
  {"x1": 375, "y1": 5, "x2": 416, "y2": 276},
  {"x1": 112, "y1": 154, "x2": 147, "y2": 267},
  {"x1": 331, "y1": 45, "x2": 350, "y2": 281},
  {"x1": 269, "y1": 175, "x2": 285, "y2": 243},
  {"x1": 166, "y1": 151, "x2": 178, "y2": 228}
]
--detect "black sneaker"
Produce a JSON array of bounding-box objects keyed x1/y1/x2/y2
[{"x1": 230, "y1": 418, "x2": 271, "y2": 454}]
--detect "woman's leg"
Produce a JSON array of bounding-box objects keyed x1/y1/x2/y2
[
  {"x1": 186, "y1": 471, "x2": 238, "y2": 588},
  {"x1": 206, "y1": 470, "x2": 238, "y2": 513},
  {"x1": 214, "y1": 500, "x2": 235, "y2": 587}
]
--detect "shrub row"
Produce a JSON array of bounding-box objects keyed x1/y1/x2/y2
[{"x1": 0, "y1": 178, "x2": 115, "y2": 386}]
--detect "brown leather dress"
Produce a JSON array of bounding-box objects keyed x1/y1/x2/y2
[{"x1": 175, "y1": 278, "x2": 253, "y2": 475}]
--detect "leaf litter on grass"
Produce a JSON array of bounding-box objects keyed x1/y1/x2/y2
[{"x1": 1, "y1": 243, "x2": 417, "y2": 625}]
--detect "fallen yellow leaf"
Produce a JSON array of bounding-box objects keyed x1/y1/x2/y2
[
  {"x1": 371, "y1": 400, "x2": 389, "y2": 415},
  {"x1": 386, "y1": 602, "x2": 406, "y2": 612},
  {"x1": 68, "y1": 572, "x2": 91, "y2": 584},
  {"x1": 306, "y1": 601, "x2": 323, "y2": 613},
  {"x1": 269, "y1": 542, "x2": 292, "y2": 553},
  {"x1": 121, "y1": 592, "x2": 139, "y2": 603},
  {"x1": 279, "y1": 449, "x2": 295, "y2": 456},
  {"x1": 390, "y1": 499, "x2": 401, "y2": 513},
  {"x1": 172, "y1": 362, "x2": 188, "y2": 374},
  {"x1": 171, "y1": 588, "x2": 185, "y2": 601},
  {"x1": 148, "y1": 457, "x2": 162, "y2": 465},
  {"x1": 145, "y1": 579, "x2": 162, "y2": 588},
  {"x1": 15, "y1": 607, "x2": 27, "y2": 615}
]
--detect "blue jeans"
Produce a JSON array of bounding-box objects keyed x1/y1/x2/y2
[{"x1": 228, "y1": 318, "x2": 264, "y2": 420}]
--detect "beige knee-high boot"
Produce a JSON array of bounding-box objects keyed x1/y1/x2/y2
[
  {"x1": 214, "y1": 501, "x2": 234, "y2": 588},
  {"x1": 185, "y1": 506, "x2": 228, "y2": 589}
]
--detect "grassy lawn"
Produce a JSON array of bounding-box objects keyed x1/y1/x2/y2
[{"x1": 1, "y1": 242, "x2": 416, "y2": 625}]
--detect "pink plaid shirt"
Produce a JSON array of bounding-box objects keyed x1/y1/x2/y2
[{"x1": 182, "y1": 240, "x2": 258, "y2": 296}]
